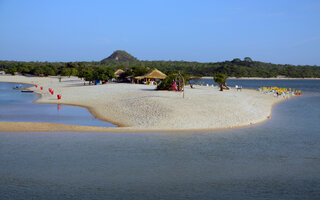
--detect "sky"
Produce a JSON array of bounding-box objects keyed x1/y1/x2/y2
[{"x1": 0, "y1": 0, "x2": 320, "y2": 65}]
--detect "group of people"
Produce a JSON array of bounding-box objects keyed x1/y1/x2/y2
[{"x1": 259, "y1": 86, "x2": 302, "y2": 97}]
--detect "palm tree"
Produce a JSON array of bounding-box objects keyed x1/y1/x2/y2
[{"x1": 214, "y1": 73, "x2": 229, "y2": 91}]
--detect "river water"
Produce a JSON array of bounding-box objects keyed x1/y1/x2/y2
[
  {"x1": 0, "y1": 80, "x2": 320, "y2": 199},
  {"x1": 0, "y1": 82, "x2": 116, "y2": 127}
]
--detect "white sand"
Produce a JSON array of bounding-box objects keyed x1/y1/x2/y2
[{"x1": 0, "y1": 75, "x2": 287, "y2": 132}]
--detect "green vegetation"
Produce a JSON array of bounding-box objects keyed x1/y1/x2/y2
[
  {"x1": 1, "y1": 55, "x2": 320, "y2": 80},
  {"x1": 157, "y1": 72, "x2": 189, "y2": 90},
  {"x1": 118, "y1": 66, "x2": 151, "y2": 79},
  {"x1": 156, "y1": 74, "x2": 177, "y2": 90},
  {"x1": 213, "y1": 73, "x2": 229, "y2": 91}
]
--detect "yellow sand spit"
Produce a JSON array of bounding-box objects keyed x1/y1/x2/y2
[{"x1": 0, "y1": 75, "x2": 286, "y2": 132}]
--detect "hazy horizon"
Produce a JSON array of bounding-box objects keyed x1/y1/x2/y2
[{"x1": 1, "y1": 0, "x2": 319, "y2": 65}]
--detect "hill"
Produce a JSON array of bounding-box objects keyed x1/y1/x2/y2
[{"x1": 101, "y1": 50, "x2": 138, "y2": 63}]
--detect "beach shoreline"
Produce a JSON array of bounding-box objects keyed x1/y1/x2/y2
[{"x1": 0, "y1": 75, "x2": 289, "y2": 132}]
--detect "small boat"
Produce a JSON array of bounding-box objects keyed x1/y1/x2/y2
[{"x1": 21, "y1": 90, "x2": 33, "y2": 93}]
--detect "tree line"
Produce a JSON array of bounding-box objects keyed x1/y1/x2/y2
[{"x1": 1, "y1": 57, "x2": 320, "y2": 79}]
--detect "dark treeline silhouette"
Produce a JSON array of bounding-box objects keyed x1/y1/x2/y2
[{"x1": 1, "y1": 57, "x2": 320, "y2": 79}]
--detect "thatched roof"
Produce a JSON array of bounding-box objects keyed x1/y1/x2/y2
[
  {"x1": 144, "y1": 69, "x2": 167, "y2": 79},
  {"x1": 135, "y1": 76, "x2": 145, "y2": 80},
  {"x1": 134, "y1": 69, "x2": 167, "y2": 80},
  {"x1": 114, "y1": 69, "x2": 125, "y2": 78}
]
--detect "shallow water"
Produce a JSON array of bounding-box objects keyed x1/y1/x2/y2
[
  {"x1": 198, "y1": 78, "x2": 320, "y2": 93},
  {"x1": 0, "y1": 82, "x2": 116, "y2": 127},
  {"x1": 0, "y1": 80, "x2": 320, "y2": 199}
]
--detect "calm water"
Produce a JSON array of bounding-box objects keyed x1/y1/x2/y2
[
  {"x1": 198, "y1": 78, "x2": 319, "y2": 93},
  {"x1": 0, "y1": 80, "x2": 320, "y2": 200},
  {"x1": 0, "y1": 82, "x2": 116, "y2": 127}
]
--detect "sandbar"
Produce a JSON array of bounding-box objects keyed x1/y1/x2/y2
[{"x1": 0, "y1": 75, "x2": 287, "y2": 132}]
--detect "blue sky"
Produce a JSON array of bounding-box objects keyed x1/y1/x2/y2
[{"x1": 0, "y1": 0, "x2": 320, "y2": 65}]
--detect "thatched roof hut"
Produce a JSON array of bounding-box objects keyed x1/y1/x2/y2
[
  {"x1": 134, "y1": 76, "x2": 145, "y2": 80},
  {"x1": 143, "y1": 69, "x2": 167, "y2": 79},
  {"x1": 133, "y1": 69, "x2": 167, "y2": 84},
  {"x1": 114, "y1": 69, "x2": 125, "y2": 78}
]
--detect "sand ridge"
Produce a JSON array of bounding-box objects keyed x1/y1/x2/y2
[{"x1": 0, "y1": 75, "x2": 287, "y2": 132}]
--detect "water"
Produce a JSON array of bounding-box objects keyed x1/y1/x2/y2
[
  {"x1": 0, "y1": 80, "x2": 320, "y2": 199},
  {"x1": 197, "y1": 78, "x2": 318, "y2": 91},
  {"x1": 0, "y1": 82, "x2": 116, "y2": 127}
]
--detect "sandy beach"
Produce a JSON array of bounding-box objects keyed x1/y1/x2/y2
[{"x1": 0, "y1": 75, "x2": 287, "y2": 132}]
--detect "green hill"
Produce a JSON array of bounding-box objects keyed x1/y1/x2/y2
[{"x1": 101, "y1": 50, "x2": 138, "y2": 63}]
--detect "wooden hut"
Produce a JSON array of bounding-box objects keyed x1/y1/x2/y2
[
  {"x1": 144, "y1": 69, "x2": 167, "y2": 80},
  {"x1": 114, "y1": 69, "x2": 132, "y2": 83},
  {"x1": 134, "y1": 69, "x2": 167, "y2": 85},
  {"x1": 114, "y1": 69, "x2": 125, "y2": 78}
]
